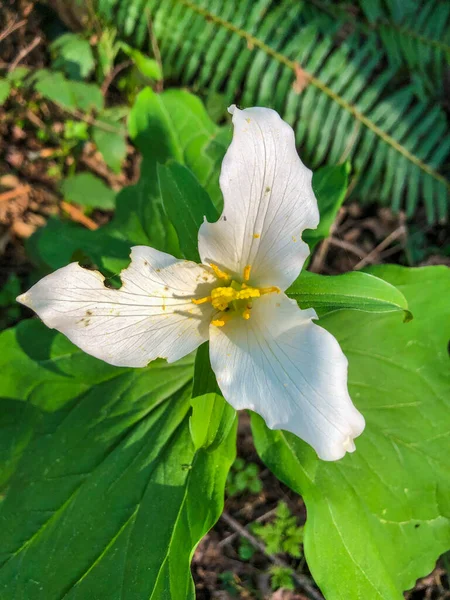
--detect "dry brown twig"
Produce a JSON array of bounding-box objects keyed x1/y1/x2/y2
[
  {"x1": 220, "y1": 512, "x2": 323, "y2": 600},
  {"x1": 0, "y1": 19, "x2": 27, "y2": 44},
  {"x1": 8, "y1": 35, "x2": 42, "y2": 72},
  {"x1": 60, "y1": 201, "x2": 98, "y2": 230},
  {"x1": 0, "y1": 185, "x2": 31, "y2": 203},
  {"x1": 354, "y1": 224, "x2": 407, "y2": 269},
  {"x1": 101, "y1": 60, "x2": 133, "y2": 96}
]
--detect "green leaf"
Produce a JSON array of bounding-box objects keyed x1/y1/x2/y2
[
  {"x1": 252, "y1": 265, "x2": 450, "y2": 600},
  {"x1": 51, "y1": 33, "x2": 95, "y2": 80},
  {"x1": 192, "y1": 342, "x2": 220, "y2": 398},
  {"x1": 121, "y1": 44, "x2": 163, "y2": 80},
  {"x1": 190, "y1": 393, "x2": 236, "y2": 450},
  {"x1": 304, "y1": 162, "x2": 350, "y2": 250},
  {"x1": 158, "y1": 161, "x2": 219, "y2": 262},
  {"x1": 6, "y1": 67, "x2": 29, "y2": 84},
  {"x1": 61, "y1": 173, "x2": 116, "y2": 210},
  {"x1": 92, "y1": 117, "x2": 127, "y2": 172},
  {"x1": 130, "y1": 88, "x2": 230, "y2": 209},
  {"x1": 0, "y1": 79, "x2": 11, "y2": 105},
  {"x1": 33, "y1": 70, "x2": 103, "y2": 112},
  {"x1": 286, "y1": 270, "x2": 411, "y2": 320},
  {"x1": 0, "y1": 320, "x2": 236, "y2": 599}
]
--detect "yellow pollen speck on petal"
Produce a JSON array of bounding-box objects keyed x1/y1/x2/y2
[
  {"x1": 243, "y1": 265, "x2": 251, "y2": 281},
  {"x1": 242, "y1": 309, "x2": 251, "y2": 320},
  {"x1": 211, "y1": 318, "x2": 226, "y2": 327},
  {"x1": 246, "y1": 117, "x2": 251, "y2": 123},
  {"x1": 259, "y1": 286, "x2": 280, "y2": 296},
  {"x1": 192, "y1": 295, "x2": 212, "y2": 305},
  {"x1": 209, "y1": 263, "x2": 230, "y2": 281},
  {"x1": 253, "y1": 233, "x2": 260, "y2": 239}
]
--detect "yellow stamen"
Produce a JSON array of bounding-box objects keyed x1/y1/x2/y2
[
  {"x1": 236, "y1": 287, "x2": 260, "y2": 300},
  {"x1": 259, "y1": 286, "x2": 280, "y2": 295},
  {"x1": 192, "y1": 296, "x2": 212, "y2": 305},
  {"x1": 209, "y1": 263, "x2": 231, "y2": 281},
  {"x1": 211, "y1": 286, "x2": 237, "y2": 310},
  {"x1": 242, "y1": 308, "x2": 251, "y2": 320},
  {"x1": 243, "y1": 264, "x2": 252, "y2": 281}
]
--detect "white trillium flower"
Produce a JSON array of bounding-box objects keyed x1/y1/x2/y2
[{"x1": 17, "y1": 105, "x2": 365, "y2": 461}]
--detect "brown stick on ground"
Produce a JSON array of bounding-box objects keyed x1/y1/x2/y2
[
  {"x1": 0, "y1": 185, "x2": 31, "y2": 203},
  {"x1": 60, "y1": 201, "x2": 98, "y2": 230},
  {"x1": 221, "y1": 512, "x2": 323, "y2": 600},
  {"x1": 354, "y1": 225, "x2": 407, "y2": 270},
  {"x1": 8, "y1": 35, "x2": 42, "y2": 72}
]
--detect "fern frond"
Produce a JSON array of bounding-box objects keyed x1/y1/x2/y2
[
  {"x1": 310, "y1": 0, "x2": 450, "y2": 101},
  {"x1": 96, "y1": 0, "x2": 450, "y2": 222}
]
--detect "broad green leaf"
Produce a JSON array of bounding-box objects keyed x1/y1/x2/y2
[
  {"x1": 158, "y1": 161, "x2": 219, "y2": 262},
  {"x1": 33, "y1": 70, "x2": 103, "y2": 112},
  {"x1": 286, "y1": 270, "x2": 411, "y2": 320},
  {"x1": 0, "y1": 320, "x2": 236, "y2": 599},
  {"x1": 121, "y1": 43, "x2": 163, "y2": 80},
  {"x1": 252, "y1": 265, "x2": 450, "y2": 600},
  {"x1": 304, "y1": 162, "x2": 349, "y2": 250},
  {"x1": 131, "y1": 88, "x2": 230, "y2": 208},
  {"x1": 6, "y1": 67, "x2": 29, "y2": 84},
  {"x1": 92, "y1": 117, "x2": 127, "y2": 172},
  {"x1": 51, "y1": 33, "x2": 95, "y2": 80},
  {"x1": 0, "y1": 79, "x2": 11, "y2": 104},
  {"x1": 190, "y1": 393, "x2": 236, "y2": 450},
  {"x1": 61, "y1": 172, "x2": 116, "y2": 210},
  {"x1": 192, "y1": 342, "x2": 220, "y2": 398}
]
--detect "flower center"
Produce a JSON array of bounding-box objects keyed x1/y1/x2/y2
[{"x1": 192, "y1": 263, "x2": 279, "y2": 327}]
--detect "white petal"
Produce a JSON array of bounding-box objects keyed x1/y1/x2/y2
[
  {"x1": 198, "y1": 106, "x2": 319, "y2": 291},
  {"x1": 17, "y1": 247, "x2": 217, "y2": 367},
  {"x1": 209, "y1": 293, "x2": 365, "y2": 461}
]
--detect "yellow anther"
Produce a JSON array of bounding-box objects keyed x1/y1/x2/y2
[
  {"x1": 259, "y1": 286, "x2": 280, "y2": 296},
  {"x1": 192, "y1": 295, "x2": 212, "y2": 305},
  {"x1": 209, "y1": 263, "x2": 231, "y2": 281},
  {"x1": 243, "y1": 264, "x2": 252, "y2": 281},
  {"x1": 242, "y1": 308, "x2": 251, "y2": 320},
  {"x1": 211, "y1": 286, "x2": 237, "y2": 310},
  {"x1": 236, "y1": 286, "x2": 260, "y2": 301}
]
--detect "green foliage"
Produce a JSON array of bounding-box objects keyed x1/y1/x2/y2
[
  {"x1": 252, "y1": 265, "x2": 450, "y2": 600},
  {"x1": 237, "y1": 538, "x2": 255, "y2": 561},
  {"x1": 158, "y1": 161, "x2": 218, "y2": 262},
  {"x1": 95, "y1": 0, "x2": 450, "y2": 222},
  {"x1": 61, "y1": 172, "x2": 116, "y2": 209},
  {"x1": 0, "y1": 79, "x2": 11, "y2": 105},
  {"x1": 286, "y1": 270, "x2": 411, "y2": 320},
  {"x1": 121, "y1": 42, "x2": 163, "y2": 80},
  {"x1": 33, "y1": 69, "x2": 103, "y2": 112},
  {"x1": 269, "y1": 565, "x2": 295, "y2": 591},
  {"x1": 0, "y1": 321, "x2": 236, "y2": 599},
  {"x1": 306, "y1": 162, "x2": 349, "y2": 252},
  {"x1": 0, "y1": 275, "x2": 21, "y2": 329},
  {"x1": 50, "y1": 33, "x2": 95, "y2": 80},
  {"x1": 227, "y1": 458, "x2": 262, "y2": 496},
  {"x1": 252, "y1": 502, "x2": 304, "y2": 558}
]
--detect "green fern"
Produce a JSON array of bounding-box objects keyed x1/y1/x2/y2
[
  {"x1": 95, "y1": 0, "x2": 450, "y2": 222},
  {"x1": 310, "y1": 0, "x2": 450, "y2": 102}
]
